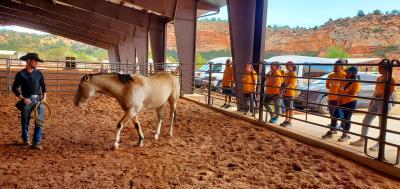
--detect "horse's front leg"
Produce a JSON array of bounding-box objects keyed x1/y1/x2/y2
[
  {"x1": 132, "y1": 116, "x2": 144, "y2": 147},
  {"x1": 113, "y1": 109, "x2": 136, "y2": 150},
  {"x1": 154, "y1": 105, "x2": 164, "y2": 140}
]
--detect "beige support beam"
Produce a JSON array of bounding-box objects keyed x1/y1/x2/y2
[
  {"x1": 125, "y1": 36, "x2": 137, "y2": 73},
  {"x1": 18, "y1": 0, "x2": 135, "y2": 34},
  {"x1": 0, "y1": 0, "x2": 123, "y2": 39},
  {"x1": 1, "y1": 18, "x2": 110, "y2": 48},
  {"x1": 57, "y1": 0, "x2": 166, "y2": 30},
  {"x1": 122, "y1": 0, "x2": 176, "y2": 18},
  {"x1": 0, "y1": 7, "x2": 119, "y2": 45},
  {"x1": 174, "y1": 0, "x2": 197, "y2": 94},
  {"x1": 134, "y1": 29, "x2": 149, "y2": 75}
]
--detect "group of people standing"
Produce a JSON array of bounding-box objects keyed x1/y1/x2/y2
[
  {"x1": 221, "y1": 59, "x2": 298, "y2": 127},
  {"x1": 220, "y1": 58, "x2": 396, "y2": 150},
  {"x1": 322, "y1": 59, "x2": 396, "y2": 151}
]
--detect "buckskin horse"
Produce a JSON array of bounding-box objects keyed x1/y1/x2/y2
[{"x1": 74, "y1": 72, "x2": 180, "y2": 149}]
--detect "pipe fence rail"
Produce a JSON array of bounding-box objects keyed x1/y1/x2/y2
[
  {"x1": 1, "y1": 58, "x2": 399, "y2": 166},
  {"x1": 189, "y1": 59, "x2": 400, "y2": 166}
]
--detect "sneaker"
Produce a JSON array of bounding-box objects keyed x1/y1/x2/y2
[
  {"x1": 369, "y1": 143, "x2": 379, "y2": 151},
  {"x1": 338, "y1": 134, "x2": 350, "y2": 142},
  {"x1": 350, "y1": 138, "x2": 365, "y2": 146},
  {"x1": 279, "y1": 121, "x2": 288, "y2": 126},
  {"x1": 322, "y1": 131, "x2": 334, "y2": 139},
  {"x1": 285, "y1": 122, "x2": 292, "y2": 127},
  {"x1": 269, "y1": 117, "x2": 278, "y2": 124},
  {"x1": 30, "y1": 145, "x2": 43, "y2": 150}
]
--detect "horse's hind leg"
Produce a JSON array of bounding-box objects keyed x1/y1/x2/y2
[
  {"x1": 132, "y1": 116, "x2": 144, "y2": 147},
  {"x1": 168, "y1": 101, "x2": 177, "y2": 137},
  {"x1": 113, "y1": 109, "x2": 136, "y2": 150},
  {"x1": 154, "y1": 105, "x2": 164, "y2": 140}
]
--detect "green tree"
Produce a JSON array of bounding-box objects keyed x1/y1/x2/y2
[
  {"x1": 357, "y1": 10, "x2": 365, "y2": 17},
  {"x1": 325, "y1": 45, "x2": 350, "y2": 58},
  {"x1": 195, "y1": 53, "x2": 207, "y2": 68},
  {"x1": 372, "y1": 9, "x2": 382, "y2": 15}
]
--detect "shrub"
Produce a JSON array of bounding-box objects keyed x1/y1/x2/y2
[
  {"x1": 325, "y1": 45, "x2": 350, "y2": 58},
  {"x1": 372, "y1": 9, "x2": 382, "y2": 15},
  {"x1": 357, "y1": 10, "x2": 365, "y2": 17}
]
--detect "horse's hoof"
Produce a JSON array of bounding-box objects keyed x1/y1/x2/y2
[
  {"x1": 138, "y1": 142, "x2": 144, "y2": 147},
  {"x1": 168, "y1": 132, "x2": 173, "y2": 137},
  {"x1": 154, "y1": 134, "x2": 159, "y2": 140},
  {"x1": 112, "y1": 145, "x2": 118, "y2": 150}
]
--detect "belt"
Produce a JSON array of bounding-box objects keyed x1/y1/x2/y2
[{"x1": 31, "y1": 95, "x2": 40, "y2": 99}]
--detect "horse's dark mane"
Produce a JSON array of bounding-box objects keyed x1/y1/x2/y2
[{"x1": 86, "y1": 72, "x2": 133, "y2": 84}]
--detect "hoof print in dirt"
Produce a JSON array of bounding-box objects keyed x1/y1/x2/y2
[{"x1": 292, "y1": 163, "x2": 303, "y2": 171}]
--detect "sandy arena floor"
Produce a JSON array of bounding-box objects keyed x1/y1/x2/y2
[{"x1": 0, "y1": 95, "x2": 399, "y2": 188}]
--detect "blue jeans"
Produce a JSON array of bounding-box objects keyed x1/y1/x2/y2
[
  {"x1": 330, "y1": 100, "x2": 357, "y2": 132},
  {"x1": 21, "y1": 98, "x2": 44, "y2": 145}
]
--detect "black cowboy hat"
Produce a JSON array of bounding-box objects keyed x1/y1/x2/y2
[{"x1": 19, "y1": 53, "x2": 44, "y2": 62}]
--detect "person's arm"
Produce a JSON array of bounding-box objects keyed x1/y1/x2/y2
[
  {"x1": 326, "y1": 76, "x2": 331, "y2": 90},
  {"x1": 12, "y1": 72, "x2": 23, "y2": 99},
  {"x1": 40, "y1": 73, "x2": 47, "y2": 101},
  {"x1": 12, "y1": 73, "x2": 31, "y2": 104}
]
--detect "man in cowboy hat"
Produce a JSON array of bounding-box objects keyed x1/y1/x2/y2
[{"x1": 12, "y1": 53, "x2": 47, "y2": 150}]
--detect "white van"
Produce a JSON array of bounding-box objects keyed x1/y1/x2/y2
[{"x1": 194, "y1": 57, "x2": 231, "y2": 90}]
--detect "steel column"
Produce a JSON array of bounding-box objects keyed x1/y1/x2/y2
[
  {"x1": 227, "y1": 0, "x2": 268, "y2": 111},
  {"x1": 135, "y1": 29, "x2": 149, "y2": 75},
  {"x1": 174, "y1": 0, "x2": 197, "y2": 94},
  {"x1": 149, "y1": 23, "x2": 166, "y2": 72}
]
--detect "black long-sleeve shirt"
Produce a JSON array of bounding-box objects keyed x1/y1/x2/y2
[{"x1": 12, "y1": 69, "x2": 46, "y2": 98}]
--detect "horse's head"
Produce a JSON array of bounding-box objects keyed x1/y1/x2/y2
[{"x1": 74, "y1": 74, "x2": 96, "y2": 107}]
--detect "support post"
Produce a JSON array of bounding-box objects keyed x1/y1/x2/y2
[
  {"x1": 227, "y1": 0, "x2": 268, "y2": 111},
  {"x1": 135, "y1": 28, "x2": 149, "y2": 75},
  {"x1": 6, "y1": 58, "x2": 10, "y2": 96},
  {"x1": 150, "y1": 23, "x2": 166, "y2": 72},
  {"x1": 108, "y1": 46, "x2": 120, "y2": 72},
  {"x1": 125, "y1": 36, "x2": 137, "y2": 73},
  {"x1": 174, "y1": 0, "x2": 197, "y2": 94}
]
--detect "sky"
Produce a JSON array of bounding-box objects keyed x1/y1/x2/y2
[
  {"x1": 0, "y1": 0, "x2": 399, "y2": 34},
  {"x1": 204, "y1": 0, "x2": 400, "y2": 28}
]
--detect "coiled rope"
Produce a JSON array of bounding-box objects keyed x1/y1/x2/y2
[{"x1": 33, "y1": 101, "x2": 52, "y2": 128}]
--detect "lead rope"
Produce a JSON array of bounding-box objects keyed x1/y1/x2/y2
[{"x1": 33, "y1": 101, "x2": 52, "y2": 128}]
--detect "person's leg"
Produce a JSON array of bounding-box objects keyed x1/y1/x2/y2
[
  {"x1": 222, "y1": 95, "x2": 228, "y2": 106},
  {"x1": 339, "y1": 101, "x2": 357, "y2": 142},
  {"x1": 21, "y1": 104, "x2": 33, "y2": 144},
  {"x1": 263, "y1": 95, "x2": 274, "y2": 120},
  {"x1": 328, "y1": 100, "x2": 337, "y2": 116},
  {"x1": 250, "y1": 93, "x2": 256, "y2": 116},
  {"x1": 288, "y1": 97, "x2": 294, "y2": 123},
  {"x1": 351, "y1": 100, "x2": 379, "y2": 146},
  {"x1": 32, "y1": 103, "x2": 45, "y2": 146},
  {"x1": 243, "y1": 93, "x2": 250, "y2": 114},
  {"x1": 362, "y1": 100, "x2": 381, "y2": 135},
  {"x1": 273, "y1": 95, "x2": 282, "y2": 119},
  {"x1": 283, "y1": 98, "x2": 289, "y2": 122}
]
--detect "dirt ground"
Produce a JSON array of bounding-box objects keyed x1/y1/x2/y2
[{"x1": 0, "y1": 95, "x2": 399, "y2": 188}]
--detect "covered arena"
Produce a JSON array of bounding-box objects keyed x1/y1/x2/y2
[
  {"x1": 0, "y1": 0, "x2": 400, "y2": 188},
  {"x1": 0, "y1": 95, "x2": 399, "y2": 188}
]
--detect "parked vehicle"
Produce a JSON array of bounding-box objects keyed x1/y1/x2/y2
[
  {"x1": 194, "y1": 57, "x2": 231, "y2": 90},
  {"x1": 293, "y1": 72, "x2": 396, "y2": 114}
]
